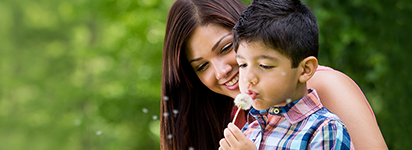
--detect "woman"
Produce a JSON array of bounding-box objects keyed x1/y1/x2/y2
[{"x1": 161, "y1": 0, "x2": 387, "y2": 149}]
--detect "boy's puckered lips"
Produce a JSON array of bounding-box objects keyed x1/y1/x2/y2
[{"x1": 246, "y1": 89, "x2": 257, "y2": 100}]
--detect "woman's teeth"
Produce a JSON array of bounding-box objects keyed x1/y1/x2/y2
[{"x1": 225, "y1": 76, "x2": 239, "y2": 86}]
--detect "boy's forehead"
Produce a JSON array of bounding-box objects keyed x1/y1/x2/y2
[
  {"x1": 237, "y1": 41, "x2": 292, "y2": 63},
  {"x1": 240, "y1": 40, "x2": 266, "y2": 50},
  {"x1": 239, "y1": 40, "x2": 278, "y2": 54},
  {"x1": 238, "y1": 43, "x2": 275, "y2": 57}
]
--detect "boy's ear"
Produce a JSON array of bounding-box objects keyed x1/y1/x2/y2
[{"x1": 298, "y1": 56, "x2": 318, "y2": 83}]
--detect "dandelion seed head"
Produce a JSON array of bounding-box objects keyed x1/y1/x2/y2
[
  {"x1": 167, "y1": 134, "x2": 173, "y2": 139},
  {"x1": 96, "y1": 130, "x2": 102, "y2": 135},
  {"x1": 152, "y1": 115, "x2": 158, "y2": 120},
  {"x1": 142, "y1": 108, "x2": 148, "y2": 113},
  {"x1": 234, "y1": 93, "x2": 253, "y2": 110},
  {"x1": 188, "y1": 147, "x2": 195, "y2": 150},
  {"x1": 163, "y1": 96, "x2": 169, "y2": 101},
  {"x1": 163, "y1": 112, "x2": 169, "y2": 117}
]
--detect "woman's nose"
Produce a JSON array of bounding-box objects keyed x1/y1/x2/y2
[{"x1": 214, "y1": 62, "x2": 232, "y2": 80}]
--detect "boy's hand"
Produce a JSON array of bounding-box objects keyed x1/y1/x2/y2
[{"x1": 218, "y1": 123, "x2": 257, "y2": 150}]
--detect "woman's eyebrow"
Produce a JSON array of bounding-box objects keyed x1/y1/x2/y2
[
  {"x1": 211, "y1": 34, "x2": 231, "y2": 51},
  {"x1": 189, "y1": 57, "x2": 203, "y2": 63}
]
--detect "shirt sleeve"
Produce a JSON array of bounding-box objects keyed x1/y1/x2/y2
[{"x1": 309, "y1": 120, "x2": 353, "y2": 150}]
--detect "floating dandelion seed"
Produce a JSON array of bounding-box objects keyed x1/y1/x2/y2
[
  {"x1": 281, "y1": 72, "x2": 286, "y2": 76},
  {"x1": 74, "y1": 119, "x2": 81, "y2": 126},
  {"x1": 152, "y1": 115, "x2": 158, "y2": 120},
  {"x1": 163, "y1": 96, "x2": 169, "y2": 101},
  {"x1": 188, "y1": 147, "x2": 195, "y2": 150},
  {"x1": 163, "y1": 112, "x2": 169, "y2": 117},
  {"x1": 286, "y1": 98, "x2": 292, "y2": 103},
  {"x1": 142, "y1": 108, "x2": 148, "y2": 113},
  {"x1": 173, "y1": 109, "x2": 179, "y2": 114},
  {"x1": 96, "y1": 130, "x2": 102, "y2": 135},
  {"x1": 167, "y1": 134, "x2": 173, "y2": 139},
  {"x1": 173, "y1": 109, "x2": 179, "y2": 117}
]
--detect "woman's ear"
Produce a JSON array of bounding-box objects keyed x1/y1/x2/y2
[{"x1": 298, "y1": 56, "x2": 318, "y2": 83}]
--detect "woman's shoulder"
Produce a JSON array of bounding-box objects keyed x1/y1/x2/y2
[
  {"x1": 316, "y1": 65, "x2": 335, "y2": 71},
  {"x1": 310, "y1": 65, "x2": 366, "y2": 100},
  {"x1": 309, "y1": 65, "x2": 375, "y2": 119},
  {"x1": 313, "y1": 65, "x2": 355, "y2": 84}
]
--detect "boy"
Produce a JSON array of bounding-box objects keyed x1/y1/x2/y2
[{"x1": 218, "y1": 0, "x2": 354, "y2": 149}]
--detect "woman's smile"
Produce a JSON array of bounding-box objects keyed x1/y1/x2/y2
[{"x1": 222, "y1": 73, "x2": 239, "y2": 90}]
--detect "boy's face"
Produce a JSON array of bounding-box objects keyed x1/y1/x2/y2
[{"x1": 236, "y1": 41, "x2": 305, "y2": 110}]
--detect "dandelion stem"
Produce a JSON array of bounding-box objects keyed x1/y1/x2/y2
[{"x1": 232, "y1": 107, "x2": 241, "y2": 123}]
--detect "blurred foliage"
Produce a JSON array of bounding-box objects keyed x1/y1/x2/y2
[
  {"x1": 0, "y1": 0, "x2": 410, "y2": 149},
  {"x1": 299, "y1": 0, "x2": 412, "y2": 149},
  {"x1": 0, "y1": 0, "x2": 168, "y2": 149}
]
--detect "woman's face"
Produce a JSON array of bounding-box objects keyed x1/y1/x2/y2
[{"x1": 185, "y1": 24, "x2": 240, "y2": 98}]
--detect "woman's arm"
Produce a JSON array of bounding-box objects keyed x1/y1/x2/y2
[{"x1": 308, "y1": 69, "x2": 388, "y2": 150}]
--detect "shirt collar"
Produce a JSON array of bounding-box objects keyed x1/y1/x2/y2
[{"x1": 249, "y1": 88, "x2": 323, "y2": 124}]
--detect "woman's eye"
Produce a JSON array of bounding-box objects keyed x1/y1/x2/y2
[
  {"x1": 260, "y1": 64, "x2": 274, "y2": 69},
  {"x1": 196, "y1": 63, "x2": 209, "y2": 72},
  {"x1": 220, "y1": 43, "x2": 233, "y2": 54}
]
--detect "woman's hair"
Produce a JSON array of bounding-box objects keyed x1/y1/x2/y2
[{"x1": 161, "y1": 0, "x2": 246, "y2": 149}]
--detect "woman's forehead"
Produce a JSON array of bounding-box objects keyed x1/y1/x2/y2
[
  {"x1": 185, "y1": 24, "x2": 232, "y2": 56},
  {"x1": 189, "y1": 24, "x2": 231, "y2": 44}
]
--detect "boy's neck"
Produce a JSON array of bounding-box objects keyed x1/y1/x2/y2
[{"x1": 274, "y1": 84, "x2": 308, "y2": 107}]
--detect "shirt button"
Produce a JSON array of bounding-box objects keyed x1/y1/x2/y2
[{"x1": 270, "y1": 107, "x2": 281, "y2": 114}]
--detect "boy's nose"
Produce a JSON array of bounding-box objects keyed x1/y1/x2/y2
[
  {"x1": 243, "y1": 68, "x2": 258, "y2": 85},
  {"x1": 244, "y1": 77, "x2": 258, "y2": 85}
]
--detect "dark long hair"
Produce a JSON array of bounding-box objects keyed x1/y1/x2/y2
[{"x1": 161, "y1": 0, "x2": 246, "y2": 149}]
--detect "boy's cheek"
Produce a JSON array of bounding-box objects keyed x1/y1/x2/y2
[{"x1": 238, "y1": 79, "x2": 247, "y2": 92}]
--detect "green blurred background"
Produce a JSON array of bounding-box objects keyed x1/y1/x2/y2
[{"x1": 0, "y1": 0, "x2": 410, "y2": 149}]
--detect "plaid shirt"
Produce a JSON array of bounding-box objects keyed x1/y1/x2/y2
[{"x1": 242, "y1": 89, "x2": 354, "y2": 150}]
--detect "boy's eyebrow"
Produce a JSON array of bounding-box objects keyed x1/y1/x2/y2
[
  {"x1": 211, "y1": 34, "x2": 231, "y2": 51},
  {"x1": 259, "y1": 55, "x2": 277, "y2": 60},
  {"x1": 236, "y1": 54, "x2": 277, "y2": 60}
]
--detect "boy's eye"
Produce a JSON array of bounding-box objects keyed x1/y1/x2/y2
[
  {"x1": 220, "y1": 43, "x2": 233, "y2": 54},
  {"x1": 238, "y1": 63, "x2": 247, "y2": 68},
  {"x1": 196, "y1": 62, "x2": 209, "y2": 72},
  {"x1": 260, "y1": 64, "x2": 274, "y2": 69}
]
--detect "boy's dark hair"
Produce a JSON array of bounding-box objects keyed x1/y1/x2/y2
[{"x1": 233, "y1": 0, "x2": 319, "y2": 68}]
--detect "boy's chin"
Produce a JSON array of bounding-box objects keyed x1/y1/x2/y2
[{"x1": 252, "y1": 104, "x2": 270, "y2": 111}]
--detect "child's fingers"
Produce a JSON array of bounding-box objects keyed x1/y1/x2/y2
[
  {"x1": 224, "y1": 127, "x2": 239, "y2": 146},
  {"x1": 219, "y1": 138, "x2": 230, "y2": 150},
  {"x1": 224, "y1": 123, "x2": 257, "y2": 150},
  {"x1": 227, "y1": 123, "x2": 244, "y2": 141}
]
